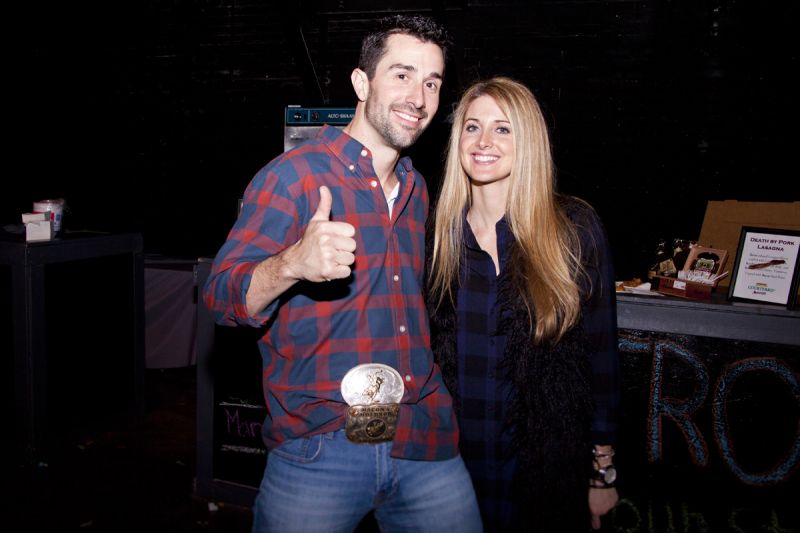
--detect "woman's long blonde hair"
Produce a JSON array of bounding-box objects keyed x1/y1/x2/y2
[{"x1": 429, "y1": 77, "x2": 584, "y2": 344}]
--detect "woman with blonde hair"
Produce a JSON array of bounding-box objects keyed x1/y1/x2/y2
[{"x1": 427, "y1": 77, "x2": 620, "y2": 531}]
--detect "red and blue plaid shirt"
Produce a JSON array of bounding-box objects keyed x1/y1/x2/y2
[{"x1": 203, "y1": 125, "x2": 459, "y2": 460}]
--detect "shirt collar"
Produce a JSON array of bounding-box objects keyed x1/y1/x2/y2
[
  {"x1": 496, "y1": 217, "x2": 513, "y2": 250},
  {"x1": 318, "y1": 124, "x2": 365, "y2": 169},
  {"x1": 463, "y1": 213, "x2": 513, "y2": 250},
  {"x1": 317, "y1": 124, "x2": 415, "y2": 179}
]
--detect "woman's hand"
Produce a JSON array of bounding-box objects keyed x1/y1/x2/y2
[
  {"x1": 589, "y1": 486, "x2": 618, "y2": 529},
  {"x1": 589, "y1": 444, "x2": 618, "y2": 529}
]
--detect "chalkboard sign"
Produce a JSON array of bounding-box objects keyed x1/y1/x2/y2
[
  {"x1": 194, "y1": 260, "x2": 266, "y2": 504},
  {"x1": 209, "y1": 325, "x2": 267, "y2": 489},
  {"x1": 610, "y1": 330, "x2": 799, "y2": 532}
]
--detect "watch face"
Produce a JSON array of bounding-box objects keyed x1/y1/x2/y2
[{"x1": 602, "y1": 465, "x2": 617, "y2": 484}]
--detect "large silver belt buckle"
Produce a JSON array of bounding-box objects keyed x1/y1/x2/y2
[{"x1": 341, "y1": 363, "x2": 404, "y2": 443}]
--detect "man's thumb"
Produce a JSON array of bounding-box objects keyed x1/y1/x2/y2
[{"x1": 311, "y1": 186, "x2": 332, "y2": 221}]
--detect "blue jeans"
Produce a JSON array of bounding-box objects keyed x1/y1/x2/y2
[{"x1": 252, "y1": 430, "x2": 482, "y2": 533}]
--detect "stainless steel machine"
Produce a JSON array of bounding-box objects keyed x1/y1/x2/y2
[{"x1": 284, "y1": 105, "x2": 355, "y2": 152}]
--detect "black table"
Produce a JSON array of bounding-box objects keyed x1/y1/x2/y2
[
  {"x1": 0, "y1": 231, "x2": 144, "y2": 464},
  {"x1": 616, "y1": 291, "x2": 800, "y2": 346}
]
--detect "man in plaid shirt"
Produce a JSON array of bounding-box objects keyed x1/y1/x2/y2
[{"x1": 203, "y1": 15, "x2": 481, "y2": 533}]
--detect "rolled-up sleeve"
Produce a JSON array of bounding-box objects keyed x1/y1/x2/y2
[{"x1": 202, "y1": 160, "x2": 303, "y2": 328}]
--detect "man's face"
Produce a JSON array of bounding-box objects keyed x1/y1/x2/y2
[{"x1": 364, "y1": 33, "x2": 445, "y2": 150}]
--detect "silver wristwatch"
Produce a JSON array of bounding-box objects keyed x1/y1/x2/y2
[{"x1": 591, "y1": 464, "x2": 617, "y2": 487}]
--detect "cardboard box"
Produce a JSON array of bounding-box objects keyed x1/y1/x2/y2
[
  {"x1": 698, "y1": 201, "x2": 800, "y2": 287},
  {"x1": 25, "y1": 220, "x2": 53, "y2": 241},
  {"x1": 22, "y1": 212, "x2": 48, "y2": 223}
]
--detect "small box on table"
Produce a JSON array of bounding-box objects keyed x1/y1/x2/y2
[{"x1": 655, "y1": 246, "x2": 728, "y2": 300}]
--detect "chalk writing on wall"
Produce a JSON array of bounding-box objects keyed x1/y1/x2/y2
[
  {"x1": 620, "y1": 335, "x2": 799, "y2": 485},
  {"x1": 614, "y1": 330, "x2": 798, "y2": 532}
]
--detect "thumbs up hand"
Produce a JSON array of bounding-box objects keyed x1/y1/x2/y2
[
  {"x1": 310, "y1": 184, "x2": 335, "y2": 223},
  {"x1": 287, "y1": 186, "x2": 356, "y2": 283}
]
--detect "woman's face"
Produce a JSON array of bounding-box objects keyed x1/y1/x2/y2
[{"x1": 458, "y1": 94, "x2": 515, "y2": 186}]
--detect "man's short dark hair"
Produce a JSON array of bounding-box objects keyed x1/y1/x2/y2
[{"x1": 359, "y1": 15, "x2": 451, "y2": 79}]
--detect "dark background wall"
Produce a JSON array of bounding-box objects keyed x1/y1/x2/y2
[{"x1": 6, "y1": 0, "x2": 797, "y2": 279}]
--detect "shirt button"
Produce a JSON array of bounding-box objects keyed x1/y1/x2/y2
[
  {"x1": 348, "y1": 164, "x2": 355, "y2": 171},
  {"x1": 370, "y1": 180, "x2": 378, "y2": 188},
  {"x1": 399, "y1": 325, "x2": 406, "y2": 333},
  {"x1": 361, "y1": 149, "x2": 368, "y2": 157},
  {"x1": 393, "y1": 274, "x2": 399, "y2": 282},
  {"x1": 405, "y1": 375, "x2": 412, "y2": 382}
]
